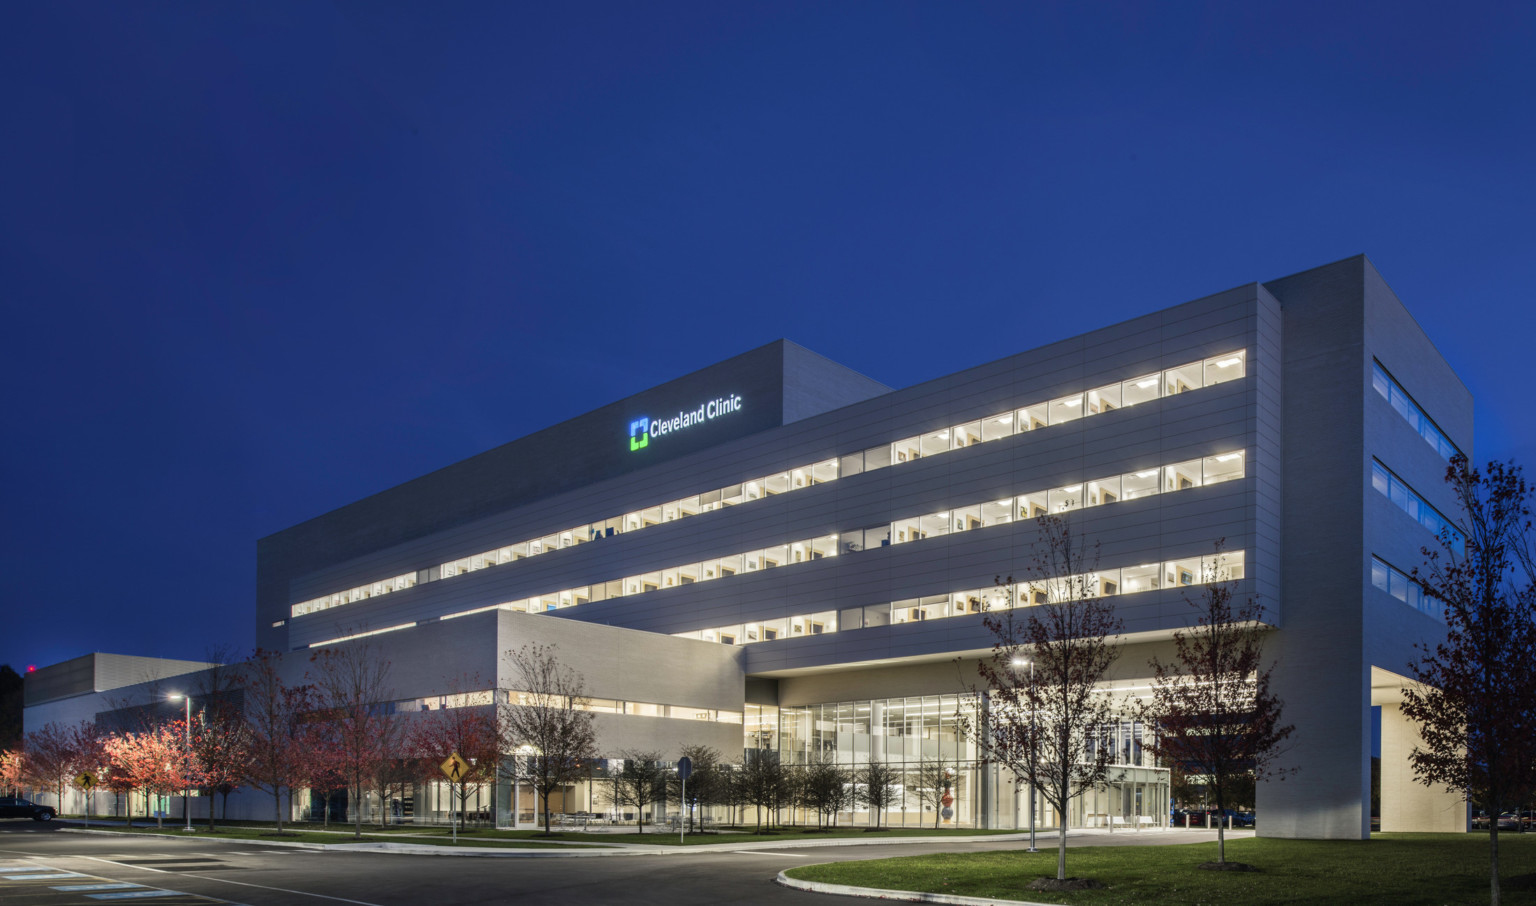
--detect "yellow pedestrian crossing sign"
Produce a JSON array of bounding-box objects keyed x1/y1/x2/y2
[
  {"x1": 75, "y1": 771, "x2": 97, "y2": 790},
  {"x1": 439, "y1": 753, "x2": 471, "y2": 782}
]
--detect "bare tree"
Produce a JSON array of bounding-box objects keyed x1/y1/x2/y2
[
  {"x1": 797, "y1": 755, "x2": 852, "y2": 828},
  {"x1": 22, "y1": 722, "x2": 87, "y2": 815},
  {"x1": 739, "y1": 748, "x2": 787, "y2": 832},
  {"x1": 311, "y1": 639, "x2": 399, "y2": 839},
  {"x1": 238, "y1": 649, "x2": 313, "y2": 835},
  {"x1": 608, "y1": 750, "x2": 667, "y2": 831},
  {"x1": 911, "y1": 754, "x2": 955, "y2": 829},
  {"x1": 667, "y1": 744, "x2": 724, "y2": 831},
  {"x1": 499, "y1": 643, "x2": 598, "y2": 835},
  {"x1": 856, "y1": 760, "x2": 901, "y2": 829},
  {"x1": 1404, "y1": 455, "x2": 1536, "y2": 906},
  {"x1": 1140, "y1": 544, "x2": 1294, "y2": 867},
  {"x1": 974, "y1": 514, "x2": 1123, "y2": 887}
]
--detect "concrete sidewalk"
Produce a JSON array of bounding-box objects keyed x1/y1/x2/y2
[{"x1": 57, "y1": 821, "x2": 1247, "y2": 858}]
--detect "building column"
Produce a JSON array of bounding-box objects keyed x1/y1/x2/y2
[
  {"x1": 1379, "y1": 703, "x2": 1465, "y2": 832},
  {"x1": 1257, "y1": 648, "x2": 1370, "y2": 839}
]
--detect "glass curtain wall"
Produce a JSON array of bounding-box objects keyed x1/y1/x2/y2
[{"x1": 759, "y1": 696, "x2": 1169, "y2": 830}]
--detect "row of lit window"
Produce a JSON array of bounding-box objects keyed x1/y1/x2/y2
[
  {"x1": 675, "y1": 552, "x2": 1246, "y2": 645},
  {"x1": 850, "y1": 452, "x2": 1244, "y2": 551},
  {"x1": 1371, "y1": 556, "x2": 1442, "y2": 621},
  {"x1": 431, "y1": 451, "x2": 1243, "y2": 624},
  {"x1": 292, "y1": 349, "x2": 1247, "y2": 619},
  {"x1": 1372, "y1": 362, "x2": 1460, "y2": 461},
  {"x1": 1371, "y1": 460, "x2": 1463, "y2": 552},
  {"x1": 392, "y1": 688, "x2": 741, "y2": 723},
  {"x1": 840, "y1": 351, "x2": 1245, "y2": 475}
]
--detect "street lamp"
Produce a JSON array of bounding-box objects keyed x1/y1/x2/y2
[
  {"x1": 167, "y1": 693, "x2": 192, "y2": 832},
  {"x1": 1011, "y1": 658, "x2": 1038, "y2": 853}
]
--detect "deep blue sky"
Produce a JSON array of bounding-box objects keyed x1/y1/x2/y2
[{"x1": 3, "y1": 2, "x2": 1533, "y2": 674}]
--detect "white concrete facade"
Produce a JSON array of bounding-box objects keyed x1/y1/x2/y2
[{"x1": 25, "y1": 255, "x2": 1470, "y2": 838}]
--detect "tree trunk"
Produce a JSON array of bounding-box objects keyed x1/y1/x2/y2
[
  {"x1": 1491, "y1": 823, "x2": 1501, "y2": 906},
  {"x1": 1058, "y1": 781, "x2": 1069, "y2": 880},
  {"x1": 274, "y1": 789, "x2": 284, "y2": 835}
]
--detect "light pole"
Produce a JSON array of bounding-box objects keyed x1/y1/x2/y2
[
  {"x1": 1011, "y1": 658, "x2": 1038, "y2": 853},
  {"x1": 167, "y1": 693, "x2": 192, "y2": 832}
]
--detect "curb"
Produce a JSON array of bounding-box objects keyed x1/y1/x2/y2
[
  {"x1": 54, "y1": 826, "x2": 1057, "y2": 858},
  {"x1": 776, "y1": 871, "x2": 1057, "y2": 906}
]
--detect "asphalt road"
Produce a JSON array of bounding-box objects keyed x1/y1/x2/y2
[{"x1": 0, "y1": 821, "x2": 1244, "y2": 905}]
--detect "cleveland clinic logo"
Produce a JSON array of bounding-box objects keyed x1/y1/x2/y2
[{"x1": 628, "y1": 394, "x2": 743, "y2": 452}]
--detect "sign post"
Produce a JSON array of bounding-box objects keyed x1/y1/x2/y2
[
  {"x1": 440, "y1": 753, "x2": 471, "y2": 844},
  {"x1": 676, "y1": 756, "x2": 692, "y2": 845},
  {"x1": 75, "y1": 772, "x2": 96, "y2": 828}
]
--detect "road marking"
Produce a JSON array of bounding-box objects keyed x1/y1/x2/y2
[
  {"x1": 5, "y1": 871, "x2": 87, "y2": 879},
  {"x1": 81, "y1": 856, "x2": 174, "y2": 874},
  {"x1": 88, "y1": 891, "x2": 190, "y2": 900},
  {"x1": 54, "y1": 883, "x2": 145, "y2": 891},
  {"x1": 724, "y1": 851, "x2": 808, "y2": 858},
  {"x1": 170, "y1": 876, "x2": 385, "y2": 906}
]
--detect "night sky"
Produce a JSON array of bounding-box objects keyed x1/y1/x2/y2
[{"x1": 3, "y1": 3, "x2": 1534, "y2": 675}]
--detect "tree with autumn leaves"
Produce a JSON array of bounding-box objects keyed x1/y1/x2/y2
[
  {"x1": 1404, "y1": 455, "x2": 1536, "y2": 906},
  {"x1": 103, "y1": 722, "x2": 198, "y2": 828},
  {"x1": 407, "y1": 684, "x2": 499, "y2": 831}
]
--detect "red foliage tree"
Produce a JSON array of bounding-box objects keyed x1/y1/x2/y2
[
  {"x1": 311, "y1": 640, "x2": 399, "y2": 838},
  {"x1": 104, "y1": 724, "x2": 195, "y2": 829},
  {"x1": 238, "y1": 648, "x2": 314, "y2": 834},
  {"x1": 1405, "y1": 456, "x2": 1536, "y2": 906},
  {"x1": 408, "y1": 694, "x2": 499, "y2": 829}
]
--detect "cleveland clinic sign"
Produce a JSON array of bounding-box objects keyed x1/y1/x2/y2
[{"x1": 629, "y1": 394, "x2": 743, "y2": 452}]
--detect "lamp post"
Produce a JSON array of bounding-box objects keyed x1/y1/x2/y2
[
  {"x1": 167, "y1": 693, "x2": 192, "y2": 832},
  {"x1": 1011, "y1": 658, "x2": 1038, "y2": 853}
]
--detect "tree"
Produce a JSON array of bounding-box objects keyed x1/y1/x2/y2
[
  {"x1": 238, "y1": 649, "x2": 313, "y2": 835},
  {"x1": 802, "y1": 757, "x2": 854, "y2": 828},
  {"x1": 856, "y1": 760, "x2": 901, "y2": 829},
  {"x1": 974, "y1": 514, "x2": 1123, "y2": 885},
  {"x1": 68, "y1": 722, "x2": 107, "y2": 821},
  {"x1": 408, "y1": 692, "x2": 499, "y2": 830},
  {"x1": 103, "y1": 723, "x2": 193, "y2": 829},
  {"x1": 667, "y1": 744, "x2": 723, "y2": 832},
  {"x1": 193, "y1": 650, "x2": 251, "y2": 830},
  {"x1": 1139, "y1": 545, "x2": 1294, "y2": 866},
  {"x1": 22, "y1": 722, "x2": 86, "y2": 816},
  {"x1": 311, "y1": 640, "x2": 399, "y2": 839},
  {"x1": 499, "y1": 643, "x2": 598, "y2": 836},
  {"x1": 911, "y1": 754, "x2": 955, "y2": 829},
  {"x1": 1403, "y1": 455, "x2": 1536, "y2": 906},
  {"x1": 739, "y1": 748, "x2": 787, "y2": 832},
  {"x1": 608, "y1": 750, "x2": 668, "y2": 831},
  {"x1": 0, "y1": 748, "x2": 22, "y2": 797}
]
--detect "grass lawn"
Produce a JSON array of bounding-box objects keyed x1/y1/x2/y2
[{"x1": 785, "y1": 834, "x2": 1536, "y2": 905}]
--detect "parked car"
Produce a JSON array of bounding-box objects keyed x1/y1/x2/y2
[
  {"x1": 1497, "y1": 813, "x2": 1522, "y2": 831},
  {"x1": 0, "y1": 797, "x2": 56, "y2": 821}
]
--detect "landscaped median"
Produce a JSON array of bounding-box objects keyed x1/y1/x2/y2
[{"x1": 781, "y1": 834, "x2": 1536, "y2": 905}]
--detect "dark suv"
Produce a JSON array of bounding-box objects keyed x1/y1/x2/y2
[{"x1": 0, "y1": 797, "x2": 56, "y2": 821}]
